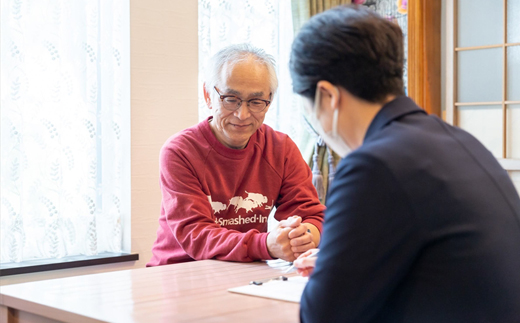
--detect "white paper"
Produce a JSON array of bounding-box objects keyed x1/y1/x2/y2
[{"x1": 228, "y1": 276, "x2": 309, "y2": 303}]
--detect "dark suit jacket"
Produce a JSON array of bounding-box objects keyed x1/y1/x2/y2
[{"x1": 300, "y1": 96, "x2": 520, "y2": 323}]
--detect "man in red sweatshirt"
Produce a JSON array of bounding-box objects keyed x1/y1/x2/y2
[{"x1": 147, "y1": 44, "x2": 325, "y2": 266}]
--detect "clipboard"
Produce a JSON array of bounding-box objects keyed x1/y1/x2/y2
[{"x1": 228, "y1": 275, "x2": 309, "y2": 303}]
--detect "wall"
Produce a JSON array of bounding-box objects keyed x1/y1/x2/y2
[{"x1": 0, "y1": 0, "x2": 199, "y2": 286}]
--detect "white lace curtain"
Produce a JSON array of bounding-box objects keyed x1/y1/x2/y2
[
  {"x1": 0, "y1": 0, "x2": 131, "y2": 263},
  {"x1": 198, "y1": 0, "x2": 304, "y2": 144}
]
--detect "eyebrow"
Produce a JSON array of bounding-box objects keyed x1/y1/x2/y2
[{"x1": 224, "y1": 88, "x2": 266, "y2": 98}]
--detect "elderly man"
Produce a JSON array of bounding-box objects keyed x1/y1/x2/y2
[{"x1": 147, "y1": 44, "x2": 324, "y2": 266}]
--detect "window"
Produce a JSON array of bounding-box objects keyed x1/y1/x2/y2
[
  {"x1": 198, "y1": 0, "x2": 408, "y2": 148},
  {"x1": 445, "y1": 0, "x2": 520, "y2": 192},
  {"x1": 0, "y1": 0, "x2": 131, "y2": 267},
  {"x1": 198, "y1": 0, "x2": 303, "y2": 145}
]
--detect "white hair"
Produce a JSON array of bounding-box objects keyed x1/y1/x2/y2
[{"x1": 204, "y1": 44, "x2": 278, "y2": 97}]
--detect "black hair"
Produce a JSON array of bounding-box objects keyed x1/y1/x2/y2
[{"x1": 289, "y1": 5, "x2": 405, "y2": 103}]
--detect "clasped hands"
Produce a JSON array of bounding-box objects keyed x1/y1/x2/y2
[{"x1": 266, "y1": 215, "x2": 317, "y2": 262}]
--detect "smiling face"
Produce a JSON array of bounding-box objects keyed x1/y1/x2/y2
[{"x1": 204, "y1": 58, "x2": 272, "y2": 149}]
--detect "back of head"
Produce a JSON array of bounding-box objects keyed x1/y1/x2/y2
[
  {"x1": 205, "y1": 43, "x2": 278, "y2": 96},
  {"x1": 290, "y1": 5, "x2": 405, "y2": 103}
]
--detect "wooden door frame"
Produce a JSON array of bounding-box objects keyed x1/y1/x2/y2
[{"x1": 408, "y1": 0, "x2": 442, "y2": 117}]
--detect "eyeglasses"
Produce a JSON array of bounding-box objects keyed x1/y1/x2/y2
[{"x1": 214, "y1": 87, "x2": 271, "y2": 113}]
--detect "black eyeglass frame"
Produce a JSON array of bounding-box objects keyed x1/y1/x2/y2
[{"x1": 214, "y1": 87, "x2": 272, "y2": 113}]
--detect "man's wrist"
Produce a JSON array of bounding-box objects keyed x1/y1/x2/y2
[{"x1": 259, "y1": 232, "x2": 275, "y2": 260}]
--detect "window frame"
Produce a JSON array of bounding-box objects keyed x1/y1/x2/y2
[
  {"x1": 445, "y1": 0, "x2": 520, "y2": 170},
  {"x1": 0, "y1": 253, "x2": 139, "y2": 277}
]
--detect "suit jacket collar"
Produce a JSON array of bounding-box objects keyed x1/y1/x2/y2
[{"x1": 364, "y1": 96, "x2": 427, "y2": 142}]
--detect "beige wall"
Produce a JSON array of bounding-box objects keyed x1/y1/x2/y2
[{"x1": 0, "y1": 0, "x2": 199, "y2": 286}]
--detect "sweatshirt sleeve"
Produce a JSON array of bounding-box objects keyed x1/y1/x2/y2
[
  {"x1": 159, "y1": 143, "x2": 273, "y2": 262},
  {"x1": 274, "y1": 137, "x2": 325, "y2": 232}
]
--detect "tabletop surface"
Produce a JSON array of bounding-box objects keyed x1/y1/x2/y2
[{"x1": 0, "y1": 260, "x2": 301, "y2": 323}]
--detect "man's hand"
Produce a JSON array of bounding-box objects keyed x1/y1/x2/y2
[
  {"x1": 268, "y1": 216, "x2": 321, "y2": 260},
  {"x1": 279, "y1": 216, "x2": 320, "y2": 258},
  {"x1": 293, "y1": 248, "x2": 319, "y2": 277},
  {"x1": 288, "y1": 224, "x2": 316, "y2": 258},
  {"x1": 266, "y1": 216, "x2": 302, "y2": 261}
]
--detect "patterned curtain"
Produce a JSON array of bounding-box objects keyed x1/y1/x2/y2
[
  {"x1": 362, "y1": 0, "x2": 408, "y2": 95},
  {"x1": 198, "y1": 0, "x2": 303, "y2": 144},
  {"x1": 0, "y1": 0, "x2": 130, "y2": 263},
  {"x1": 291, "y1": 0, "x2": 353, "y2": 34}
]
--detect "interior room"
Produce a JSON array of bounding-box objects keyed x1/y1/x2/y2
[{"x1": 1, "y1": 0, "x2": 519, "y2": 322}]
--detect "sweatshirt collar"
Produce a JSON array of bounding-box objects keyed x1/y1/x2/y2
[{"x1": 200, "y1": 116, "x2": 258, "y2": 159}]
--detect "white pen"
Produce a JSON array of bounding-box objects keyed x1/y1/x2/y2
[{"x1": 284, "y1": 249, "x2": 320, "y2": 274}]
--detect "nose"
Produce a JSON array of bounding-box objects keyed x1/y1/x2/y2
[{"x1": 234, "y1": 103, "x2": 251, "y2": 120}]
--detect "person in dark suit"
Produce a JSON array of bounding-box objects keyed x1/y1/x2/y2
[{"x1": 289, "y1": 5, "x2": 520, "y2": 323}]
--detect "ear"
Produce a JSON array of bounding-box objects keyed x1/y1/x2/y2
[
  {"x1": 203, "y1": 83, "x2": 212, "y2": 109},
  {"x1": 316, "y1": 81, "x2": 340, "y2": 113}
]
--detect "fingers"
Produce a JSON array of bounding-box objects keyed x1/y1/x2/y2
[
  {"x1": 275, "y1": 227, "x2": 292, "y2": 244},
  {"x1": 291, "y1": 241, "x2": 315, "y2": 254},
  {"x1": 288, "y1": 225, "x2": 307, "y2": 239},
  {"x1": 299, "y1": 248, "x2": 319, "y2": 258},
  {"x1": 293, "y1": 247, "x2": 319, "y2": 265},
  {"x1": 297, "y1": 268, "x2": 312, "y2": 277},
  {"x1": 271, "y1": 216, "x2": 314, "y2": 261},
  {"x1": 276, "y1": 227, "x2": 297, "y2": 261},
  {"x1": 271, "y1": 226, "x2": 290, "y2": 239},
  {"x1": 293, "y1": 255, "x2": 317, "y2": 270},
  {"x1": 289, "y1": 229, "x2": 314, "y2": 253},
  {"x1": 266, "y1": 227, "x2": 295, "y2": 261},
  {"x1": 296, "y1": 257, "x2": 316, "y2": 277},
  {"x1": 278, "y1": 215, "x2": 302, "y2": 228}
]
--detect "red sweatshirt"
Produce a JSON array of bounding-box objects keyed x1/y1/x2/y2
[{"x1": 147, "y1": 117, "x2": 325, "y2": 266}]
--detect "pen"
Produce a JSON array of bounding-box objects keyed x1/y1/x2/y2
[
  {"x1": 284, "y1": 249, "x2": 319, "y2": 274},
  {"x1": 250, "y1": 276, "x2": 288, "y2": 285}
]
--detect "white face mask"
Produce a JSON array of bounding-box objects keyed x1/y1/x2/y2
[{"x1": 307, "y1": 86, "x2": 351, "y2": 158}]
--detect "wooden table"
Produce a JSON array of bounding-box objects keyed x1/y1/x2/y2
[{"x1": 0, "y1": 260, "x2": 300, "y2": 323}]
